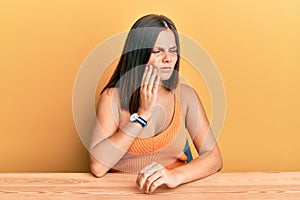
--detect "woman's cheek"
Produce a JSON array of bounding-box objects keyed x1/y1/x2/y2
[
  {"x1": 172, "y1": 55, "x2": 178, "y2": 65},
  {"x1": 148, "y1": 56, "x2": 160, "y2": 66}
]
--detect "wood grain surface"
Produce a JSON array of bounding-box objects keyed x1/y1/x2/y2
[{"x1": 0, "y1": 172, "x2": 299, "y2": 199}]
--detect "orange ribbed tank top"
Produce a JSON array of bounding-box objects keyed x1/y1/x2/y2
[{"x1": 112, "y1": 93, "x2": 188, "y2": 173}]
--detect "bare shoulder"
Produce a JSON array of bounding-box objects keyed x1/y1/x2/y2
[
  {"x1": 98, "y1": 88, "x2": 120, "y2": 105},
  {"x1": 178, "y1": 83, "x2": 198, "y2": 102},
  {"x1": 178, "y1": 83, "x2": 205, "y2": 112},
  {"x1": 97, "y1": 87, "x2": 121, "y2": 116},
  {"x1": 179, "y1": 83, "x2": 196, "y2": 93},
  {"x1": 101, "y1": 87, "x2": 120, "y2": 98},
  {"x1": 92, "y1": 88, "x2": 120, "y2": 140}
]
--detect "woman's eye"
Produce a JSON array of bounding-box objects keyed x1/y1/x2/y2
[
  {"x1": 169, "y1": 49, "x2": 177, "y2": 54},
  {"x1": 152, "y1": 50, "x2": 161, "y2": 54}
]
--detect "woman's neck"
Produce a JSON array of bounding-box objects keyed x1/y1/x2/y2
[{"x1": 157, "y1": 84, "x2": 172, "y2": 96}]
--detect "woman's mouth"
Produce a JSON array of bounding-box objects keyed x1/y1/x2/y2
[{"x1": 159, "y1": 67, "x2": 172, "y2": 72}]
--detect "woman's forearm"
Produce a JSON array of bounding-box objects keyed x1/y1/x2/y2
[
  {"x1": 171, "y1": 145, "x2": 223, "y2": 186},
  {"x1": 89, "y1": 122, "x2": 144, "y2": 177}
]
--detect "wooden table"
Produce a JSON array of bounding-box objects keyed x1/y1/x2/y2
[{"x1": 0, "y1": 172, "x2": 299, "y2": 199}]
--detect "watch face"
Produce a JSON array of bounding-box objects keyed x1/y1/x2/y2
[{"x1": 130, "y1": 113, "x2": 139, "y2": 122}]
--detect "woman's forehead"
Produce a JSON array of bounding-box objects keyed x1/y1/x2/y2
[{"x1": 154, "y1": 29, "x2": 176, "y2": 48}]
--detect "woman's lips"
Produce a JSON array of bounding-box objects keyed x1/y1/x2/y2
[{"x1": 159, "y1": 67, "x2": 172, "y2": 72}]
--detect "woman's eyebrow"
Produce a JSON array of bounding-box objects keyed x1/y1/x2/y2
[{"x1": 153, "y1": 46, "x2": 177, "y2": 49}]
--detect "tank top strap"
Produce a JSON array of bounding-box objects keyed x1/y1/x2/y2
[{"x1": 174, "y1": 83, "x2": 182, "y2": 106}]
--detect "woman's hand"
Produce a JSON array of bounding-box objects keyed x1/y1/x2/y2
[
  {"x1": 136, "y1": 162, "x2": 182, "y2": 194},
  {"x1": 138, "y1": 65, "x2": 160, "y2": 120}
]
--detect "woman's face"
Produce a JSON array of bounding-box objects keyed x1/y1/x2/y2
[{"x1": 147, "y1": 29, "x2": 178, "y2": 81}]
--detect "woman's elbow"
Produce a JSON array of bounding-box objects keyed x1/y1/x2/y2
[
  {"x1": 90, "y1": 163, "x2": 109, "y2": 178},
  {"x1": 89, "y1": 154, "x2": 110, "y2": 178},
  {"x1": 91, "y1": 166, "x2": 107, "y2": 178},
  {"x1": 215, "y1": 150, "x2": 223, "y2": 172},
  {"x1": 207, "y1": 146, "x2": 223, "y2": 172},
  {"x1": 216, "y1": 156, "x2": 223, "y2": 172}
]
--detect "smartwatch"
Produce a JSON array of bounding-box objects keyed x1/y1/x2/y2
[{"x1": 130, "y1": 113, "x2": 147, "y2": 127}]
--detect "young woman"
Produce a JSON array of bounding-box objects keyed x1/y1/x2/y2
[{"x1": 89, "y1": 14, "x2": 222, "y2": 193}]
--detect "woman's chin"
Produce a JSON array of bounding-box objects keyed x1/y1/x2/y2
[
  {"x1": 159, "y1": 74, "x2": 172, "y2": 81},
  {"x1": 158, "y1": 71, "x2": 173, "y2": 81}
]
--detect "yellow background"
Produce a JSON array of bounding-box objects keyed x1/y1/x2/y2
[{"x1": 1, "y1": 0, "x2": 299, "y2": 172}]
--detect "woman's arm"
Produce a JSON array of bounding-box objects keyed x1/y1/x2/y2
[
  {"x1": 172, "y1": 84, "x2": 223, "y2": 183},
  {"x1": 89, "y1": 88, "x2": 144, "y2": 177},
  {"x1": 136, "y1": 84, "x2": 222, "y2": 193},
  {"x1": 90, "y1": 65, "x2": 160, "y2": 177}
]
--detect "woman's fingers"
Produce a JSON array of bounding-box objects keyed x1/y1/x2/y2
[
  {"x1": 143, "y1": 65, "x2": 153, "y2": 86},
  {"x1": 141, "y1": 65, "x2": 148, "y2": 85},
  {"x1": 145, "y1": 170, "x2": 164, "y2": 193},
  {"x1": 141, "y1": 65, "x2": 159, "y2": 93},
  {"x1": 144, "y1": 162, "x2": 163, "y2": 175},
  {"x1": 141, "y1": 162, "x2": 157, "y2": 173},
  {"x1": 138, "y1": 65, "x2": 159, "y2": 117},
  {"x1": 147, "y1": 67, "x2": 157, "y2": 93},
  {"x1": 148, "y1": 176, "x2": 165, "y2": 193},
  {"x1": 136, "y1": 162, "x2": 180, "y2": 193},
  {"x1": 136, "y1": 162, "x2": 164, "y2": 190},
  {"x1": 152, "y1": 72, "x2": 160, "y2": 95},
  {"x1": 136, "y1": 162, "x2": 156, "y2": 187}
]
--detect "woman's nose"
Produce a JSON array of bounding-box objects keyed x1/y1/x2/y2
[{"x1": 162, "y1": 52, "x2": 171, "y2": 63}]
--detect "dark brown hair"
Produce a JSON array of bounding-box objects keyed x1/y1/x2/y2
[{"x1": 101, "y1": 14, "x2": 180, "y2": 114}]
